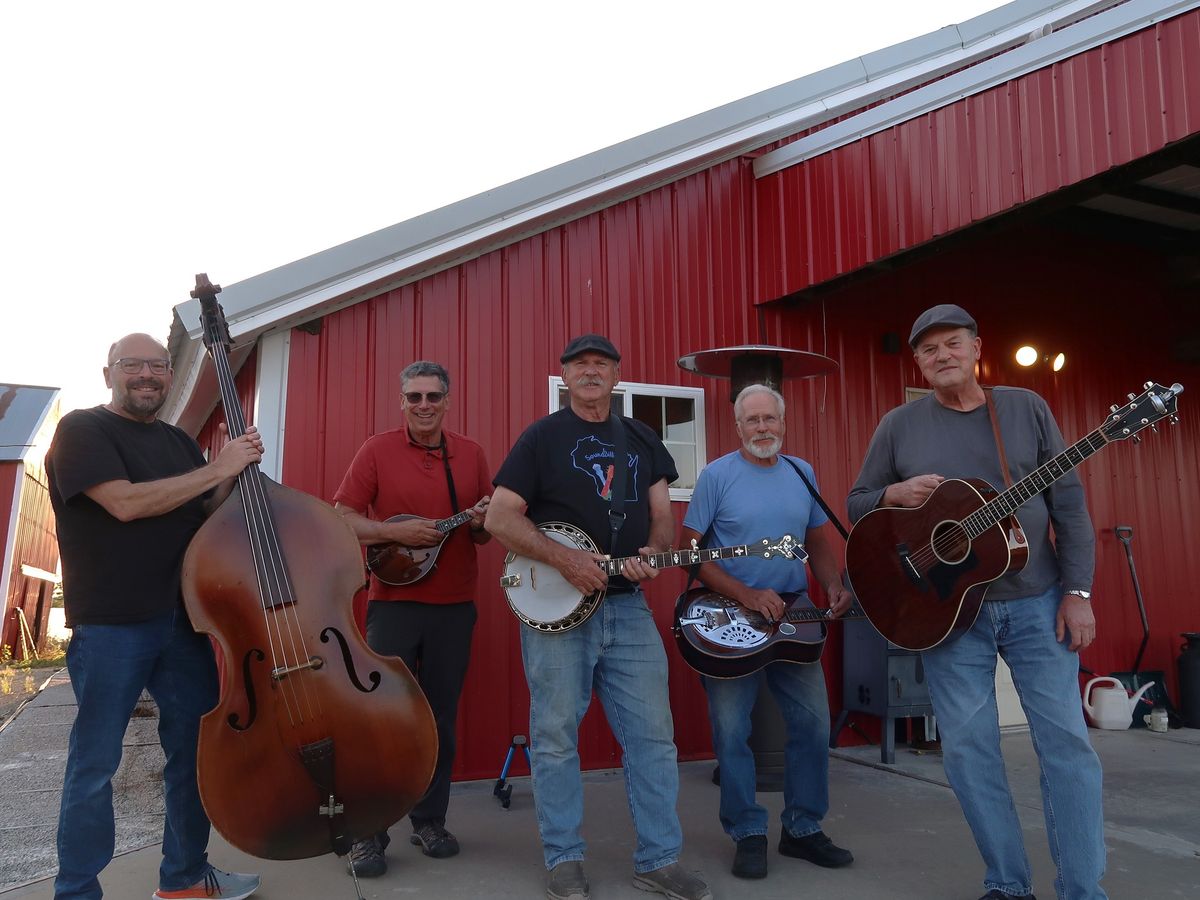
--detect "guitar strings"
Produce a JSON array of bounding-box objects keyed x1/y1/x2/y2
[
  {"x1": 900, "y1": 430, "x2": 1110, "y2": 575},
  {"x1": 209, "y1": 329, "x2": 319, "y2": 727}
]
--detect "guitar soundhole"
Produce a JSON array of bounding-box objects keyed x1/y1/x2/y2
[{"x1": 930, "y1": 520, "x2": 971, "y2": 565}]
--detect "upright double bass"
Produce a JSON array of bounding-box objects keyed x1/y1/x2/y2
[{"x1": 181, "y1": 274, "x2": 437, "y2": 861}]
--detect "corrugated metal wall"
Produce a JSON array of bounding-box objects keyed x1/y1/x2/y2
[
  {"x1": 755, "y1": 9, "x2": 1200, "y2": 300},
  {"x1": 2, "y1": 460, "x2": 60, "y2": 656},
  {"x1": 282, "y1": 158, "x2": 768, "y2": 780},
  {"x1": 764, "y1": 224, "x2": 1200, "y2": 709},
  {"x1": 250, "y1": 11, "x2": 1200, "y2": 782}
]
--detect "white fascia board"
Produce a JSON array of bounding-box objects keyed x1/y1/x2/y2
[
  {"x1": 754, "y1": 0, "x2": 1200, "y2": 178},
  {"x1": 253, "y1": 330, "x2": 289, "y2": 481}
]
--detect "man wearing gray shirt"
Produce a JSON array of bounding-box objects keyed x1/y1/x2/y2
[{"x1": 847, "y1": 304, "x2": 1106, "y2": 900}]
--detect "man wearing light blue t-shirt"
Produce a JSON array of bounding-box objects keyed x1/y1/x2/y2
[{"x1": 680, "y1": 384, "x2": 853, "y2": 881}]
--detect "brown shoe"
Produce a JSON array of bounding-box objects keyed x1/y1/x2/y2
[
  {"x1": 547, "y1": 861, "x2": 589, "y2": 900},
  {"x1": 632, "y1": 863, "x2": 713, "y2": 900}
]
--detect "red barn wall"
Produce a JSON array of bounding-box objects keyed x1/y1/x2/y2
[
  {"x1": 278, "y1": 158, "x2": 1199, "y2": 782},
  {"x1": 230, "y1": 11, "x2": 1200, "y2": 781},
  {"x1": 763, "y1": 223, "x2": 1200, "y2": 708},
  {"x1": 755, "y1": 8, "x2": 1200, "y2": 300}
]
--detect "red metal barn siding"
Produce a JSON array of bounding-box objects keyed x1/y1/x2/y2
[
  {"x1": 280, "y1": 158, "x2": 795, "y2": 779},
  {"x1": 195, "y1": 347, "x2": 259, "y2": 459},
  {"x1": 0, "y1": 463, "x2": 19, "y2": 650},
  {"x1": 760, "y1": 223, "x2": 1200, "y2": 709},
  {"x1": 1, "y1": 461, "x2": 59, "y2": 656},
  {"x1": 755, "y1": 9, "x2": 1200, "y2": 301}
]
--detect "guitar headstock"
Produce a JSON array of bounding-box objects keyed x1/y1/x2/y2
[
  {"x1": 749, "y1": 534, "x2": 808, "y2": 563},
  {"x1": 1101, "y1": 382, "x2": 1184, "y2": 443}
]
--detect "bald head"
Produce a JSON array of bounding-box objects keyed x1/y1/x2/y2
[{"x1": 108, "y1": 333, "x2": 168, "y2": 365}]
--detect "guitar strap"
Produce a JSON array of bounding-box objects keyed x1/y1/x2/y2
[
  {"x1": 780, "y1": 456, "x2": 850, "y2": 541},
  {"x1": 983, "y1": 387, "x2": 1015, "y2": 489},
  {"x1": 436, "y1": 434, "x2": 461, "y2": 512},
  {"x1": 607, "y1": 413, "x2": 628, "y2": 554}
]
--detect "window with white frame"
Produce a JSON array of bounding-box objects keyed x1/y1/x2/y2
[{"x1": 548, "y1": 376, "x2": 706, "y2": 501}]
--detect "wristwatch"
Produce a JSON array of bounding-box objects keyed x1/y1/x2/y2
[{"x1": 1064, "y1": 589, "x2": 1092, "y2": 600}]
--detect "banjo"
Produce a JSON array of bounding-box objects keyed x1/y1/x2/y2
[{"x1": 499, "y1": 522, "x2": 804, "y2": 633}]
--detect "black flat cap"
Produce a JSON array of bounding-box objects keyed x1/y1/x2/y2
[
  {"x1": 909, "y1": 303, "x2": 978, "y2": 348},
  {"x1": 560, "y1": 333, "x2": 621, "y2": 363}
]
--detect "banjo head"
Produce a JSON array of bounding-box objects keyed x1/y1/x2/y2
[{"x1": 502, "y1": 523, "x2": 604, "y2": 633}]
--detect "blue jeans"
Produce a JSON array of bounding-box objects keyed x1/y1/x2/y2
[
  {"x1": 55, "y1": 608, "x2": 219, "y2": 900},
  {"x1": 519, "y1": 590, "x2": 682, "y2": 873},
  {"x1": 704, "y1": 656, "x2": 830, "y2": 841},
  {"x1": 921, "y1": 586, "x2": 1106, "y2": 900}
]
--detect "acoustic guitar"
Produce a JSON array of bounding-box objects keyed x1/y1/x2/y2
[
  {"x1": 673, "y1": 588, "x2": 864, "y2": 678},
  {"x1": 846, "y1": 382, "x2": 1182, "y2": 651},
  {"x1": 365, "y1": 510, "x2": 475, "y2": 586}
]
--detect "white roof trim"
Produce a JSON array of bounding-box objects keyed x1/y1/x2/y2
[{"x1": 755, "y1": 0, "x2": 1200, "y2": 178}]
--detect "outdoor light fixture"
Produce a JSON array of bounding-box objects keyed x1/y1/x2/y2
[
  {"x1": 1015, "y1": 345, "x2": 1039, "y2": 366},
  {"x1": 1014, "y1": 345, "x2": 1066, "y2": 371}
]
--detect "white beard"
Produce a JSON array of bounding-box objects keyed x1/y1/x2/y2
[{"x1": 744, "y1": 435, "x2": 782, "y2": 459}]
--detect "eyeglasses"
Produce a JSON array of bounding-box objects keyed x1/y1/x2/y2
[
  {"x1": 741, "y1": 415, "x2": 780, "y2": 428},
  {"x1": 112, "y1": 357, "x2": 171, "y2": 375},
  {"x1": 404, "y1": 391, "x2": 446, "y2": 404}
]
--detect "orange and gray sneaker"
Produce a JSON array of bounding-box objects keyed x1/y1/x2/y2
[{"x1": 152, "y1": 866, "x2": 261, "y2": 899}]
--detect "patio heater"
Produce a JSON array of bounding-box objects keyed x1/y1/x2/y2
[{"x1": 676, "y1": 345, "x2": 837, "y2": 789}]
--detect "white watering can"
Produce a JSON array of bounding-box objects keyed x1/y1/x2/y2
[{"x1": 1082, "y1": 676, "x2": 1156, "y2": 730}]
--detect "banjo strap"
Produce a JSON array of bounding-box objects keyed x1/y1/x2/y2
[{"x1": 607, "y1": 413, "x2": 628, "y2": 552}]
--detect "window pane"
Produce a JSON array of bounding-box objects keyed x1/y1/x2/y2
[
  {"x1": 632, "y1": 394, "x2": 663, "y2": 437},
  {"x1": 664, "y1": 440, "x2": 697, "y2": 489},
  {"x1": 663, "y1": 397, "x2": 695, "y2": 442}
]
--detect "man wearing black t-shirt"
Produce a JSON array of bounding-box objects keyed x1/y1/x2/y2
[
  {"x1": 47, "y1": 333, "x2": 264, "y2": 900},
  {"x1": 486, "y1": 335, "x2": 712, "y2": 900}
]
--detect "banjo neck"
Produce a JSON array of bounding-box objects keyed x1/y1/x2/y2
[{"x1": 597, "y1": 541, "x2": 794, "y2": 577}]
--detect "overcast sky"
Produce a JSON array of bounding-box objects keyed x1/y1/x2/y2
[{"x1": 1, "y1": 0, "x2": 1003, "y2": 414}]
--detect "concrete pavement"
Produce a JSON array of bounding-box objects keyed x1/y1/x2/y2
[{"x1": 2, "y1": 673, "x2": 1198, "y2": 899}]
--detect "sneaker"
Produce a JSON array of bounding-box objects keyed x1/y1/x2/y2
[
  {"x1": 778, "y1": 829, "x2": 853, "y2": 868},
  {"x1": 732, "y1": 834, "x2": 768, "y2": 879},
  {"x1": 979, "y1": 892, "x2": 1036, "y2": 899},
  {"x1": 346, "y1": 833, "x2": 390, "y2": 878},
  {"x1": 153, "y1": 866, "x2": 260, "y2": 899},
  {"x1": 632, "y1": 863, "x2": 713, "y2": 900},
  {"x1": 410, "y1": 822, "x2": 460, "y2": 858},
  {"x1": 547, "y1": 860, "x2": 590, "y2": 900}
]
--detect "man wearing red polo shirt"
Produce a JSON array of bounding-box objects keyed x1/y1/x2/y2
[{"x1": 333, "y1": 360, "x2": 492, "y2": 879}]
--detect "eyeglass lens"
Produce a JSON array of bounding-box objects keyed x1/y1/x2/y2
[
  {"x1": 115, "y1": 358, "x2": 170, "y2": 375},
  {"x1": 404, "y1": 391, "x2": 445, "y2": 404}
]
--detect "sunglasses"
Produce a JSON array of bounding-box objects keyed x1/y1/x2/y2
[{"x1": 404, "y1": 391, "x2": 446, "y2": 404}]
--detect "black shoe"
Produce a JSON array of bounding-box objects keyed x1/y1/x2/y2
[
  {"x1": 731, "y1": 835, "x2": 768, "y2": 879},
  {"x1": 778, "y1": 829, "x2": 853, "y2": 868},
  {"x1": 410, "y1": 822, "x2": 460, "y2": 858},
  {"x1": 978, "y1": 892, "x2": 1036, "y2": 899},
  {"x1": 347, "y1": 833, "x2": 388, "y2": 878}
]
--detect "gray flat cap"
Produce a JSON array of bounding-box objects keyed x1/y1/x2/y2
[
  {"x1": 908, "y1": 304, "x2": 978, "y2": 348},
  {"x1": 560, "y1": 334, "x2": 621, "y2": 363}
]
